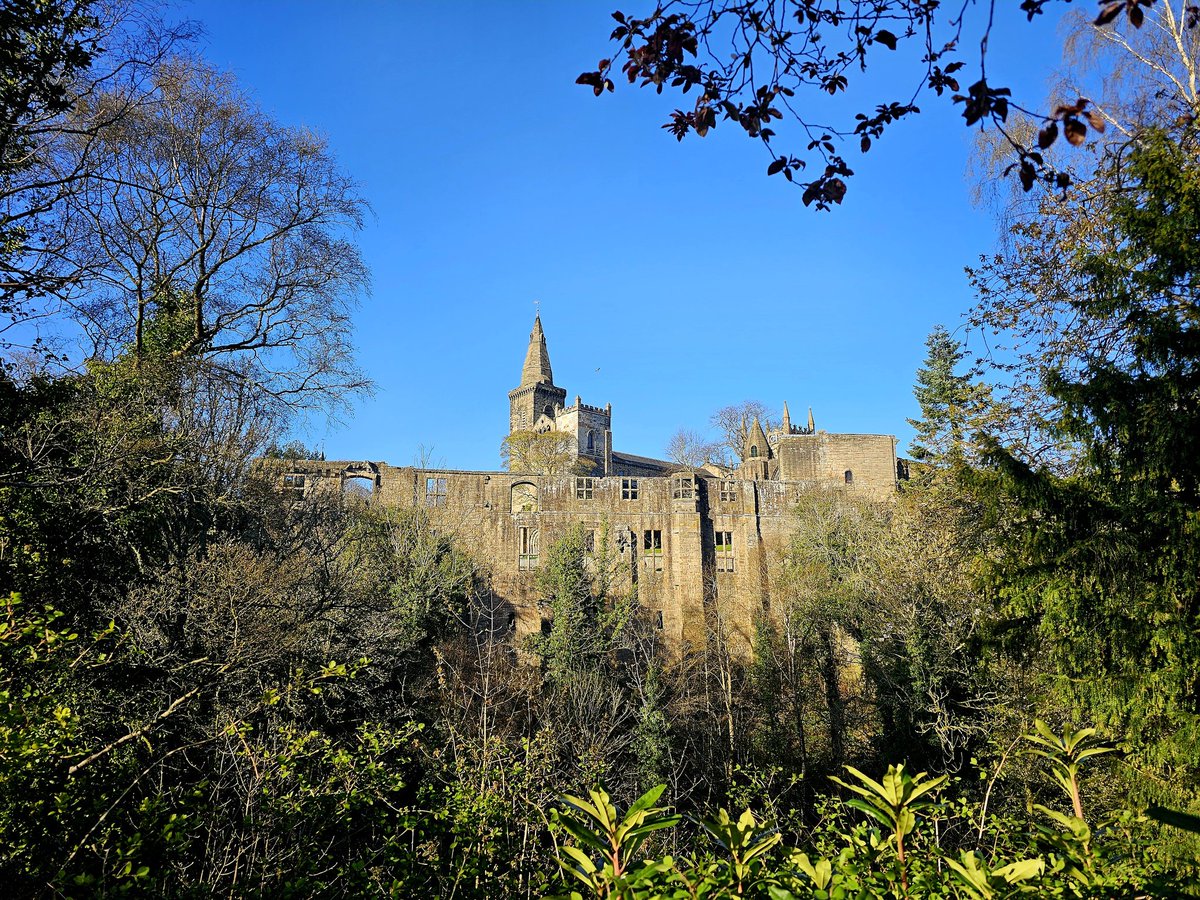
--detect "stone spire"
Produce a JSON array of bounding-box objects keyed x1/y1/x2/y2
[
  {"x1": 746, "y1": 416, "x2": 771, "y2": 459},
  {"x1": 781, "y1": 401, "x2": 792, "y2": 434},
  {"x1": 520, "y1": 313, "x2": 554, "y2": 387},
  {"x1": 807, "y1": 407, "x2": 816, "y2": 432}
]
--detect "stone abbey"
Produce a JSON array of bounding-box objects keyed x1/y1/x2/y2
[{"x1": 280, "y1": 315, "x2": 901, "y2": 651}]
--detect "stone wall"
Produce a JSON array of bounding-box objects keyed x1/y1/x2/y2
[{"x1": 273, "y1": 427, "x2": 897, "y2": 656}]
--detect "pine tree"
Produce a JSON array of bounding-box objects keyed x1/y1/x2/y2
[{"x1": 907, "y1": 325, "x2": 988, "y2": 465}]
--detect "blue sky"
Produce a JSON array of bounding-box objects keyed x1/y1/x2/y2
[{"x1": 186, "y1": 0, "x2": 1071, "y2": 469}]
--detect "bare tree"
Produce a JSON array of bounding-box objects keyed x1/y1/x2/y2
[
  {"x1": 53, "y1": 57, "x2": 370, "y2": 410},
  {"x1": 2, "y1": 2, "x2": 195, "y2": 352},
  {"x1": 500, "y1": 429, "x2": 586, "y2": 474},
  {"x1": 709, "y1": 401, "x2": 774, "y2": 464},
  {"x1": 665, "y1": 428, "x2": 719, "y2": 471}
]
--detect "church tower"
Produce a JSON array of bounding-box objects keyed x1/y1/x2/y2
[{"x1": 508, "y1": 314, "x2": 567, "y2": 433}]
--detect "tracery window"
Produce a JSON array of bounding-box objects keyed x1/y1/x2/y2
[{"x1": 518, "y1": 525, "x2": 540, "y2": 571}]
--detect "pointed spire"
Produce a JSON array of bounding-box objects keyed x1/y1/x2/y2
[
  {"x1": 807, "y1": 407, "x2": 816, "y2": 432},
  {"x1": 520, "y1": 313, "x2": 554, "y2": 387},
  {"x1": 745, "y1": 416, "x2": 770, "y2": 459},
  {"x1": 781, "y1": 401, "x2": 792, "y2": 433}
]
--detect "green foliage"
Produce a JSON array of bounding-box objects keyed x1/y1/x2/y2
[
  {"x1": 551, "y1": 722, "x2": 1186, "y2": 899},
  {"x1": 529, "y1": 521, "x2": 633, "y2": 684},
  {"x1": 552, "y1": 784, "x2": 681, "y2": 898},
  {"x1": 907, "y1": 325, "x2": 992, "y2": 466},
  {"x1": 977, "y1": 125, "x2": 1200, "y2": 790}
]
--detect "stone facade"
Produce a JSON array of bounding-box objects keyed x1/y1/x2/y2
[{"x1": 277, "y1": 315, "x2": 901, "y2": 652}]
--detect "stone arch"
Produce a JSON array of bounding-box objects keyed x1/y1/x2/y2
[
  {"x1": 511, "y1": 481, "x2": 538, "y2": 513},
  {"x1": 341, "y1": 461, "x2": 380, "y2": 497}
]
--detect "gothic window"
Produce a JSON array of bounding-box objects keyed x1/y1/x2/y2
[
  {"x1": 844, "y1": 470, "x2": 854, "y2": 484},
  {"x1": 584, "y1": 529, "x2": 596, "y2": 554},
  {"x1": 643, "y1": 529, "x2": 663, "y2": 571},
  {"x1": 671, "y1": 475, "x2": 694, "y2": 500},
  {"x1": 518, "y1": 525, "x2": 540, "y2": 571},
  {"x1": 715, "y1": 529, "x2": 734, "y2": 572},
  {"x1": 511, "y1": 482, "x2": 538, "y2": 513},
  {"x1": 575, "y1": 477, "x2": 595, "y2": 500},
  {"x1": 750, "y1": 445, "x2": 759, "y2": 458},
  {"x1": 586, "y1": 430, "x2": 595, "y2": 451},
  {"x1": 719, "y1": 480, "x2": 737, "y2": 502},
  {"x1": 543, "y1": 404, "x2": 553, "y2": 418},
  {"x1": 425, "y1": 476, "x2": 447, "y2": 507},
  {"x1": 655, "y1": 610, "x2": 664, "y2": 630},
  {"x1": 621, "y1": 478, "x2": 638, "y2": 500}
]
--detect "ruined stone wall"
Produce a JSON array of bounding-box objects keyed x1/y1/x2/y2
[
  {"x1": 270, "y1": 456, "x2": 893, "y2": 658},
  {"x1": 774, "y1": 433, "x2": 896, "y2": 498}
]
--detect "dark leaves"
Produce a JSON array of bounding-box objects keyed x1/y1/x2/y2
[
  {"x1": 874, "y1": 30, "x2": 898, "y2": 50},
  {"x1": 928, "y1": 62, "x2": 963, "y2": 96},
  {"x1": 1036, "y1": 99, "x2": 1102, "y2": 150},
  {"x1": 955, "y1": 79, "x2": 1011, "y2": 126},
  {"x1": 1095, "y1": 0, "x2": 1155, "y2": 27},
  {"x1": 801, "y1": 159, "x2": 853, "y2": 209},
  {"x1": 575, "y1": 70, "x2": 614, "y2": 96}
]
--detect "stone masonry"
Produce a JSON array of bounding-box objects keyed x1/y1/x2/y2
[{"x1": 277, "y1": 315, "x2": 901, "y2": 653}]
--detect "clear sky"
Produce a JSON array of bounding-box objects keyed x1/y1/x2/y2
[{"x1": 184, "y1": 0, "x2": 1072, "y2": 469}]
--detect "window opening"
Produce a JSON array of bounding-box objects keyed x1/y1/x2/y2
[
  {"x1": 844, "y1": 470, "x2": 854, "y2": 484},
  {"x1": 425, "y1": 476, "x2": 447, "y2": 507},
  {"x1": 621, "y1": 478, "x2": 639, "y2": 500},
  {"x1": 518, "y1": 525, "x2": 540, "y2": 571},
  {"x1": 655, "y1": 610, "x2": 664, "y2": 630},
  {"x1": 643, "y1": 529, "x2": 663, "y2": 572},
  {"x1": 750, "y1": 445, "x2": 759, "y2": 458},
  {"x1": 671, "y1": 475, "x2": 694, "y2": 500},
  {"x1": 584, "y1": 529, "x2": 596, "y2": 554},
  {"x1": 283, "y1": 473, "x2": 306, "y2": 499},
  {"x1": 719, "y1": 481, "x2": 737, "y2": 502},
  {"x1": 575, "y1": 476, "x2": 595, "y2": 500},
  {"x1": 586, "y1": 430, "x2": 595, "y2": 451},
  {"x1": 715, "y1": 529, "x2": 734, "y2": 572},
  {"x1": 511, "y1": 482, "x2": 538, "y2": 513}
]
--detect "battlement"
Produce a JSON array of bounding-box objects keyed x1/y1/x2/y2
[{"x1": 563, "y1": 400, "x2": 609, "y2": 415}]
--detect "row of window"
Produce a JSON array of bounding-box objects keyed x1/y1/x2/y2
[
  {"x1": 576, "y1": 475, "x2": 742, "y2": 502},
  {"x1": 429, "y1": 472, "x2": 855, "y2": 511},
  {"x1": 514, "y1": 525, "x2": 735, "y2": 572}
]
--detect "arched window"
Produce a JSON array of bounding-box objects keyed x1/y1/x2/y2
[
  {"x1": 749, "y1": 445, "x2": 759, "y2": 458},
  {"x1": 844, "y1": 469, "x2": 854, "y2": 484},
  {"x1": 543, "y1": 404, "x2": 553, "y2": 418},
  {"x1": 511, "y1": 482, "x2": 538, "y2": 513},
  {"x1": 586, "y1": 430, "x2": 595, "y2": 451}
]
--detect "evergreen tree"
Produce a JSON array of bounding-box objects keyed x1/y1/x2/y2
[
  {"x1": 980, "y1": 125, "x2": 1200, "y2": 791},
  {"x1": 907, "y1": 325, "x2": 990, "y2": 465}
]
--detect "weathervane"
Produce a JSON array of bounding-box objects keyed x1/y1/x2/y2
[{"x1": 533, "y1": 298, "x2": 540, "y2": 316}]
